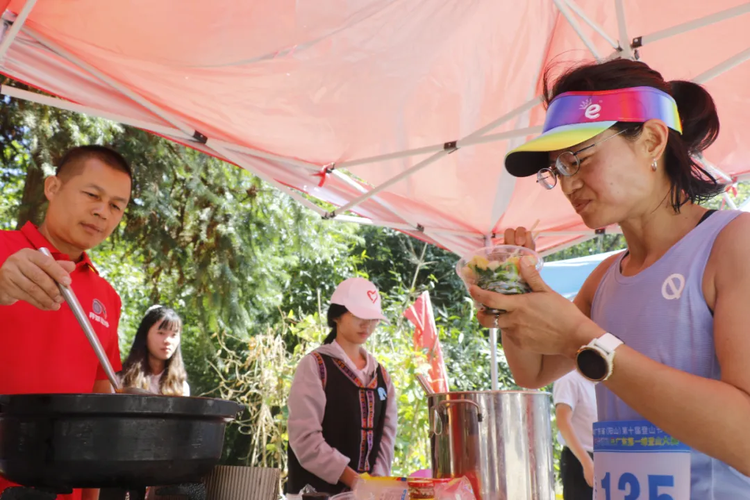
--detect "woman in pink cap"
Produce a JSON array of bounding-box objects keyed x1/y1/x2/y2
[{"x1": 286, "y1": 277, "x2": 397, "y2": 495}]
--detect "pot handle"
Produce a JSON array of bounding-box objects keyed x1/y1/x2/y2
[
  {"x1": 438, "y1": 399, "x2": 484, "y2": 423},
  {"x1": 429, "y1": 406, "x2": 445, "y2": 436}
]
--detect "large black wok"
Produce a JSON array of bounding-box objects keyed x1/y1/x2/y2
[{"x1": 0, "y1": 393, "x2": 244, "y2": 490}]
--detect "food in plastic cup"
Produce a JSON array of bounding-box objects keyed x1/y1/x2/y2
[{"x1": 456, "y1": 244, "x2": 543, "y2": 314}]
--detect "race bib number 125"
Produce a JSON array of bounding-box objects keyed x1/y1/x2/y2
[{"x1": 593, "y1": 420, "x2": 691, "y2": 500}]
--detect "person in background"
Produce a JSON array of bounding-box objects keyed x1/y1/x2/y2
[
  {"x1": 0, "y1": 145, "x2": 132, "y2": 500},
  {"x1": 286, "y1": 277, "x2": 397, "y2": 495},
  {"x1": 553, "y1": 370, "x2": 597, "y2": 499},
  {"x1": 120, "y1": 305, "x2": 189, "y2": 396}
]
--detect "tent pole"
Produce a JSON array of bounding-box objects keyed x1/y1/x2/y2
[
  {"x1": 553, "y1": 0, "x2": 602, "y2": 61},
  {"x1": 565, "y1": 0, "x2": 619, "y2": 49},
  {"x1": 484, "y1": 233, "x2": 500, "y2": 391},
  {"x1": 723, "y1": 192, "x2": 738, "y2": 210},
  {"x1": 0, "y1": 0, "x2": 37, "y2": 62},
  {"x1": 22, "y1": 27, "x2": 197, "y2": 140},
  {"x1": 3, "y1": 84, "x2": 330, "y2": 175},
  {"x1": 328, "y1": 148, "x2": 451, "y2": 217},
  {"x1": 208, "y1": 138, "x2": 322, "y2": 172},
  {"x1": 614, "y1": 0, "x2": 634, "y2": 59},
  {"x1": 635, "y1": 4, "x2": 750, "y2": 48},
  {"x1": 329, "y1": 169, "x2": 464, "y2": 251},
  {"x1": 336, "y1": 125, "x2": 543, "y2": 170},
  {"x1": 332, "y1": 215, "x2": 483, "y2": 238},
  {"x1": 1, "y1": 85, "x2": 194, "y2": 142},
  {"x1": 20, "y1": 27, "x2": 334, "y2": 216},
  {"x1": 329, "y1": 96, "x2": 544, "y2": 217},
  {"x1": 336, "y1": 98, "x2": 543, "y2": 170},
  {"x1": 208, "y1": 143, "x2": 329, "y2": 216},
  {"x1": 693, "y1": 46, "x2": 750, "y2": 84}
]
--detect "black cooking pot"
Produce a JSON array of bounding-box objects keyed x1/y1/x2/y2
[{"x1": 0, "y1": 394, "x2": 244, "y2": 490}]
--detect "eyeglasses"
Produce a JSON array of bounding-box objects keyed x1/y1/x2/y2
[{"x1": 537, "y1": 129, "x2": 627, "y2": 189}]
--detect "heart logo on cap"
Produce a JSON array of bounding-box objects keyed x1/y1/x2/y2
[{"x1": 367, "y1": 290, "x2": 379, "y2": 303}]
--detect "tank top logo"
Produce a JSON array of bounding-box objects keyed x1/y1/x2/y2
[{"x1": 661, "y1": 273, "x2": 686, "y2": 300}]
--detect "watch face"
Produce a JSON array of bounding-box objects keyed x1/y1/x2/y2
[{"x1": 577, "y1": 348, "x2": 608, "y2": 381}]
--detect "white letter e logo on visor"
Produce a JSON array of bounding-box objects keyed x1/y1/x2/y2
[{"x1": 584, "y1": 103, "x2": 601, "y2": 120}]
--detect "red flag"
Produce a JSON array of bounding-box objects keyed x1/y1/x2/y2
[{"x1": 404, "y1": 291, "x2": 449, "y2": 393}]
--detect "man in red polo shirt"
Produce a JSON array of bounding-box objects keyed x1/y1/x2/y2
[{"x1": 0, "y1": 145, "x2": 132, "y2": 500}]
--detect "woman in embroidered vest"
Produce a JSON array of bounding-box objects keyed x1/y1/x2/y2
[
  {"x1": 471, "y1": 58, "x2": 750, "y2": 498},
  {"x1": 287, "y1": 277, "x2": 397, "y2": 494}
]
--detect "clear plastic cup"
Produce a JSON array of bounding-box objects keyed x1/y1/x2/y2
[{"x1": 456, "y1": 244, "x2": 543, "y2": 314}]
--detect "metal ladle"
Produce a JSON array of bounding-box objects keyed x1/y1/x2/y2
[{"x1": 39, "y1": 247, "x2": 150, "y2": 395}]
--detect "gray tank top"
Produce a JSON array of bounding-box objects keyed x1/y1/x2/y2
[{"x1": 591, "y1": 209, "x2": 750, "y2": 498}]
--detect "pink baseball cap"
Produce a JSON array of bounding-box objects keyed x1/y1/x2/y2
[{"x1": 330, "y1": 277, "x2": 387, "y2": 321}]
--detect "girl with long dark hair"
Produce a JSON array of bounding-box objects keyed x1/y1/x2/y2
[{"x1": 120, "y1": 305, "x2": 189, "y2": 396}]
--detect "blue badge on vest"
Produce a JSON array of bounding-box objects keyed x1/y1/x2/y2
[{"x1": 378, "y1": 387, "x2": 387, "y2": 401}]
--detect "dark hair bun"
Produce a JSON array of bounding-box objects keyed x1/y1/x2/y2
[{"x1": 669, "y1": 80, "x2": 720, "y2": 154}]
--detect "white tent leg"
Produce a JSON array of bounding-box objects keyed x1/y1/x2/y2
[
  {"x1": 614, "y1": 0, "x2": 634, "y2": 59},
  {"x1": 636, "y1": 4, "x2": 750, "y2": 48},
  {"x1": 0, "y1": 0, "x2": 37, "y2": 62},
  {"x1": 553, "y1": 0, "x2": 602, "y2": 61},
  {"x1": 565, "y1": 0, "x2": 619, "y2": 50},
  {"x1": 483, "y1": 234, "x2": 499, "y2": 391},
  {"x1": 693, "y1": 46, "x2": 750, "y2": 84}
]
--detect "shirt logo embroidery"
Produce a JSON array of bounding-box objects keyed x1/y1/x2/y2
[
  {"x1": 89, "y1": 299, "x2": 110, "y2": 328},
  {"x1": 661, "y1": 274, "x2": 686, "y2": 300}
]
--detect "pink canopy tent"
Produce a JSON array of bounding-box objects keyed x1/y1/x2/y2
[{"x1": 0, "y1": 1, "x2": 748, "y2": 256}]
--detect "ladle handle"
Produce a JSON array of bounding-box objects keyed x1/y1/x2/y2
[{"x1": 39, "y1": 247, "x2": 122, "y2": 392}]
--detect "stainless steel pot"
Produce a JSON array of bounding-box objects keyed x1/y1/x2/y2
[{"x1": 428, "y1": 390, "x2": 555, "y2": 500}]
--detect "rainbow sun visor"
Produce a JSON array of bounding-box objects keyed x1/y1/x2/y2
[{"x1": 504, "y1": 86, "x2": 682, "y2": 177}]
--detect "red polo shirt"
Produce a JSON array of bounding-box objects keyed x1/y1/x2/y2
[{"x1": 0, "y1": 223, "x2": 123, "y2": 499}]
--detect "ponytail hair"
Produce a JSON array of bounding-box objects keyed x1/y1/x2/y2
[{"x1": 324, "y1": 304, "x2": 349, "y2": 345}]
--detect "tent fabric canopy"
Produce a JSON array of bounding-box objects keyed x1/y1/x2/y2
[{"x1": 1, "y1": 1, "x2": 748, "y2": 256}]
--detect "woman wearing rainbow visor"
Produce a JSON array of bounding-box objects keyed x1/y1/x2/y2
[{"x1": 471, "y1": 58, "x2": 750, "y2": 499}]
